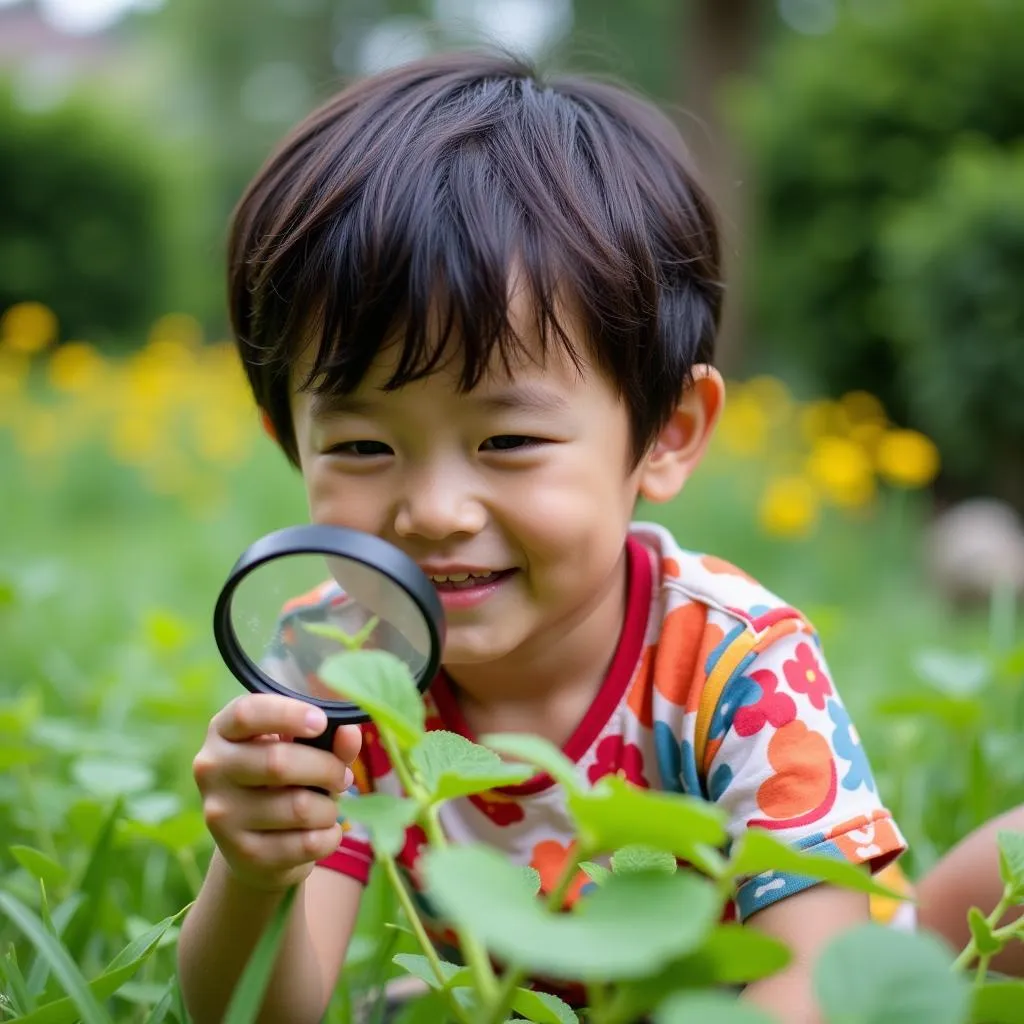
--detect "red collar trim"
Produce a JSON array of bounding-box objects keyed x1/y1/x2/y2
[{"x1": 429, "y1": 535, "x2": 653, "y2": 796}]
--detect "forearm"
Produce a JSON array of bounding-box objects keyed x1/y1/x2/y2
[
  {"x1": 177, "y1": 852, "x2": 333, "y2": 1024},
  {"x1": 742, "y1": 965, "x2": 820, "y2": 1024}
]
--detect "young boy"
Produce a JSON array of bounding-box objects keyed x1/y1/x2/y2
[{"x1": 177, "y1": 51, "x2": 1013, "y2": 1023}]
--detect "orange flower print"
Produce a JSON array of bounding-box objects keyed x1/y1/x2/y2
[
  {"x1": 586, "y1": 734, "x2": 650, "y2": 788},
  {"x1": 468, "y1": 789, "x2": 525, "y2": 826},
  {"x1": 700, "y1": 555, "x2": 756, "y2": 583},
  {"x1": 751, "y1": 720, "x2": 837, "y2": 829},
  {"x1": 529, "y1": 839, "x2": 589, "y2": 907},
  {"x1": 783, "y1": 642, "x2": 833, "y2": 711}
]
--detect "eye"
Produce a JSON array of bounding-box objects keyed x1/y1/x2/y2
[
  {"x1": 327, "y1": 440, "x2": 394, "y2": 457},
  {"x1": 480, "y1": 435, "x2": 543, "y2": 452}
]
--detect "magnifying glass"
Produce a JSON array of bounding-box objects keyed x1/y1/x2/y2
[{"x1": 213, "y1": 525, "x2": 445, "y2": 752}]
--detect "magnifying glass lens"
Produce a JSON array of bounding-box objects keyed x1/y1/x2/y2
[{"x1": 229, "y1": 552, "x2": 433, "y2": 703}]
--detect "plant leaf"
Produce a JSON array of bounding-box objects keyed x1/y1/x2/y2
[
  {"x1": 391, "y1": 953, "x2": 469, "y2": 991},
  {"x1": 968, "y1": 906, "x2": 1004, "y2": 957},
  {"x1": 728, "y1": 830, "x2": 903, "y2": 899},
  {"x1": 72, "y1": 758, "x2": 155, "y2": 799},
  {"x1": 410, "y1": 731, "x2": 532, "y2": 803},
  {"x1": 580, "y1": 862, "x2": 611, "y2": 886},
  {"x1": 340, "y1": 795, "x2": 419, "y2": 857},
  {"x1": 222, "y1": 884, "x2": 299, "y2": 1024},
  {"x1": 611, "y1": 845, "x2": 677, "y2": 876},
  {"x1": 318, "y1": 650, "x2": 425, "y2": 749},
  {"x1": 0, "y1": 892, "x2": 113, "y2": 1024},
  {"x1": 913, "y1": 650, "x2": 991, "y2": 696},
  {"x1": 480, "y1": 733, "x2": 582, "y2": 793},
  {"x1": 568, "y1": 776, "x2": 727, "y2": 859},
  {"x1": 971, "y1": 981, "x2": 1024, "y2": 1023},
  {"x1": 2, "y1": 944, "x2": 35, "y2": 1016},
  {"x1": 510, "y1": 988, "x2": 577, "y2": 1024},
  {"x1": 813, "y1": 924, "x2": 969, "y2": 1024},
  {"x1": 423, "y1": 845, "x2": 721, "y2": 981},
  {"x1": 654, "y1": 991, "x2": 778, "y2": 1023},
  {"x1": 9, "y1": 846, "x2": 68, "y2": 890},
  {"x1": 998, "y1": 831, "x2": 1024, "y2": 899}
]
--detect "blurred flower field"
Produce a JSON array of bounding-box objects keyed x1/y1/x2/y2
[{"x1": 0, "y1": 302, "x2": 1021, "y2": 1022}]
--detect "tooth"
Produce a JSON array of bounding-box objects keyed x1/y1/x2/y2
[{"x1": 446, "y1": 573, "x2": 470, "y2": 582}]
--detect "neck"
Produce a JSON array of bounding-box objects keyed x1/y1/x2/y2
[{"x1": 442, "y1": 546, "x2": 633, "y2": 735}]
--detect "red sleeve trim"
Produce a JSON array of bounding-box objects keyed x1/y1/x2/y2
[{"x1": 316, "y1": 836, "x2": 374, "y2": 885}]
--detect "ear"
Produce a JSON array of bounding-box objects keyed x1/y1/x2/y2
[
  {"x1": 259, "y1": 408, "x2": 279, "y2": 444},
  {"x1": 637, "y1": 365, "x2": 725, "y2": 504}
]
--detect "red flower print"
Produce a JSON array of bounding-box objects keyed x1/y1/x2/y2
[
  {"x1": 733, "y1": 669, "x2": 796, "y2": 737},
  {"x1": 468, "y1": 790, "x2": 525, "y2": 826},
  {"x1": 397, "y1": 824, "x2": 429, "y2": 883},
  {"x1": 783, "y1": 642, "x2": 832, "y2": 710},
  {"x1": 361, "y1": 723, "x2": 392, "y2": 778},
  {"x1": 586, "y1": 734, "x2": 650, "y2": 788},
  {"x1": 529, "y1": 839, "x2": 588, "y2": 907}
]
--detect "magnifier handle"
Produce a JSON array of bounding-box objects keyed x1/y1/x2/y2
[{"x1": 295, "y1": 725, "x2": 337, "y2": 797}]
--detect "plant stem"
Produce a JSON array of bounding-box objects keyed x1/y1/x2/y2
[
  {"x1": 380, "y1": 854, "x2": 473, "y2": 1024},
  {"x1": 952, "y1": 891, "x2": 1014, "y2": 971}
]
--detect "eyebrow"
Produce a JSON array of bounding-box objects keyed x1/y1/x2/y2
[{"x1": 310, "y1": 384, "x2": 569, "y2": 419}]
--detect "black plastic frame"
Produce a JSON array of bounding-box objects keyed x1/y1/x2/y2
[{"x1": 213, "y1": 524, "x2": 444, "y2": 745}]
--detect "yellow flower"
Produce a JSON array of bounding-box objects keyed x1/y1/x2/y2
[
  {"x1": 758, "y1": 476, "x2": 819, "y2": 539},
  {"x1": 1, "y1": 302, "x2": 58, "y2": 355},
  {"x1": 148, "y1": 313, "x2": 203, "y2": 350},
  {"x1": 840, "y1": 390, "x2": 888, "y2": 427},
  {"x1": 718, "y1": 388, "x2": 769, "y2": 457},
  {"x1": 743, "y1": 375, "x2": 794, "y2": 425},
  {"x1": 876, "y1": 429, "x2": 940, "y2": 489},
  {"x1": 806, "y1": 436, "x2": 876, "y2": 508},
  {"x1": 0, "y1": 350, "x2": 29, "y2": 399},
  {"x1": 799, "y1": 399, "x2": 850, "y2": 444},
  {"x1": 46, "y1": 341, "x2": 106, "y2": 393}
]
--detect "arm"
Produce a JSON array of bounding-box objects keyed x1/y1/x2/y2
[
  {"x1": 742, "y1": 885, "x2": 870, "y2": 1024},
  {"x1": 177, "y1": 855, "x2": 363, "y2": 1024}
]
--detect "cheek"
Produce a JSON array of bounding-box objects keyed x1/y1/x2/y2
[{"x1": 304, "y1": 464, "x2": 387, "y2": 532}]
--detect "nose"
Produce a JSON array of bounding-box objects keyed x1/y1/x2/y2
[{"x1": 393, "y1": 463, "x2": 487, "y2": 541}]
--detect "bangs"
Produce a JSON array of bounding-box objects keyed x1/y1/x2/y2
[{"x1": 229, "y1": 53, "x2": 722, "y2": 463}]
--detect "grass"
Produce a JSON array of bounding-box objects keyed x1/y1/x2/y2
[{"x1": 1, "y1": 409, "x2": 1021, "y2": 1022}]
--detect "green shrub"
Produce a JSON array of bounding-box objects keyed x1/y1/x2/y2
[
  {"x1": 739, "y1": 0, "x2": 1024, "y2": 421},
  {"x1": 882, "y1": 144, "x2": 1024, "y2": 501},
  {"x1": 0, "y1": 81, "x2": 175, "y2": 347}
]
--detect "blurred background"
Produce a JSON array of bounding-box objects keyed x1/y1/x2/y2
[{"x1": 1, "y1": 1, "x2": 1023, "y2": 1020}]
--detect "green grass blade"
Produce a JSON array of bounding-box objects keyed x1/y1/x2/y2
[
  {"x1": 0, "y1": 892, "x2": 113, "y2": 1024},
  {"x1": 221, "y1": 884, "x2": 298, "y2": 1024},
  {"x1": 140, "y1": 977, "x2": 176, "y2": 1024},
  {"x1": 26, "y1": 892, "x2": 85, "y2": 996},
  {"x1": 2, "y1": 941, "x2": 36, "y2": 1015}
]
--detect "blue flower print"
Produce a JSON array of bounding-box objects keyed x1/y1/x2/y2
[
  {"x1": 654, "y1": 722, "x2": 702, "y2": 796},
  {"x1": 709, "y1": 673, "x2": 762, "y2": 740},
  {"x1": 827, "y1": 699, "x2": 875, "y2": 793},
  {"x1": 708, "y1": 762, "x2": 733, "y2": 802}
]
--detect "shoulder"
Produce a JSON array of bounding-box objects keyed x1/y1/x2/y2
[{"x1": 630, "y1": 521, "x2": 809, "y2": 640}]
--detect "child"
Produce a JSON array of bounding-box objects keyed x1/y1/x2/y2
[{"x1": 177, "y1": 51, "x2": 1012, "y2": 1023}]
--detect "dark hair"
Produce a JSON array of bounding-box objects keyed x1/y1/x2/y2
[{"x1": 227, "y1": 51, "x2": 722, "y2": 467}]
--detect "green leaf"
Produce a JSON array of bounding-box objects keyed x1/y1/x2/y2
[
  {"x1": 998, "y1": 831, "x2": 1024, "y2": 898},
  {"x1": 9, "y1": 846, "x2": 68, "y2": 890},
  {"x1": 222, "y1": 884, "x2": 299, "y2": 1024},
  {"x1": 72, "y1": 758, "x2": 155, "y2": 799},
  {"x1": 143, "y1": 609, "x2": 191, "y2": 653},
  {"x1": 410, "y1": 731, "x2": 533, "y2": 803},
  {"x1": 611, "y1": 845, "x2": 677, "y2": 876},
  {"x1": 580, "y1": 861, "x2": 611, "y2": 886},
  {"x1": 10, "y1": 908, "x2": 186, "y2": 1024},
  {"x1": 654, "y1": 991, "x2": 777, "y2": 1024},
  {"x1": 971, "y1": 981, "x2": 1024, "y2": 1023},
  {"x1": 319, "y1": 650, "x2": 425, "y2": 749},
  {"x1": 968, "y1": 906, "x2": 1004, "y2": 957},
  {"x1": 391, "y1": 953, "x2": 469, "y2": 991},
  {"x1": 608, "y1": 925, "x2": 791, "y2": 1021},
  {"x1": 119, "y1": 810, "x2": 207, "y2": 853},
  {"x1": 2, "y1": 943, "x2": 35, "y2": 1016},
  {"x1": 568, "y1": 776, "x2": 727, "y2": 860},
  {"x1": 0, "y1": 892, "x2": 113, "y2": 1024},
  {"x1": 481, "y1": 733, "x2": 582, "y2": 793},
  {"x1": 728, "y1": 830, "x2": 903, "y2": 900},
  {"x1": 303, "y1": 616, "x2": 380, "y2": 651},
  {"x1": 26, "y1": 892, "x2": 85, "y2": 997},
  {"x1": 521, "y1": 865, "x2": 542, "y2": 895},
  {"x1": 341, "y1": 795, "x2": 419, "y2": 856},
  {"x1": 813, "y1": 924, "x2": 969, "y2": 1024},
  {"x1": 510, "y1": 988, "x2": 578, "y2": 1024},
  {"x1": 913, "y1": 650, "x2": 991, "y2": 696},
  {"x1": 140, "y1": 978, "x2": 178, "y2": 1024},
  {"x1": 423, "y1": 845, "x2": 720, "y2": 981}
]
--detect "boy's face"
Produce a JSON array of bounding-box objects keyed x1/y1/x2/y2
[{"x1": 287, "y1": 302, "x2": 717, "y2": 672}]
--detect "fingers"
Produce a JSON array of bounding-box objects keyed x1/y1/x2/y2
[
  {"x1": 214, "y1": 693, "x2": 327, "y2": 743},
  {"x1": 207, "y1": 784, "x2": 343, "y2": 834},
  {"x1": 333, "y1": 723, "x2": 363, "y2": 765}
]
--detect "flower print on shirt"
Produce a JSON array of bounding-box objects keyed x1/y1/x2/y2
[
  {"x1": 731, "y1": 669, "x2": 797, "y2": 737},
  {"x1": 587, "y1": 733, "x2": 650, "y2": 788},
  {"x1": 783, "y1": 641, "x2": 833, "y2": 710},
  {"x1": 468, "y1": 789, "x2": 526, "y2": 826},
  {"x1": 828, "y1": 699, "x2": 876, "y2": 793}
]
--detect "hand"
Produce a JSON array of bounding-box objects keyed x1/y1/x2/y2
[{"x1": 192, "y1": 694, "x2": 363, "y2": 892}]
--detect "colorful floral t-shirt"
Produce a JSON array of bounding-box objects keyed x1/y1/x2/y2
[{"x1": 301, "y1": 522, "x2": 906, "y2": 945}]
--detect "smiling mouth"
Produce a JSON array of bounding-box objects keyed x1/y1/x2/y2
[{"x1": 427, "y1": 570, "x2": 515, "y2": 590}]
